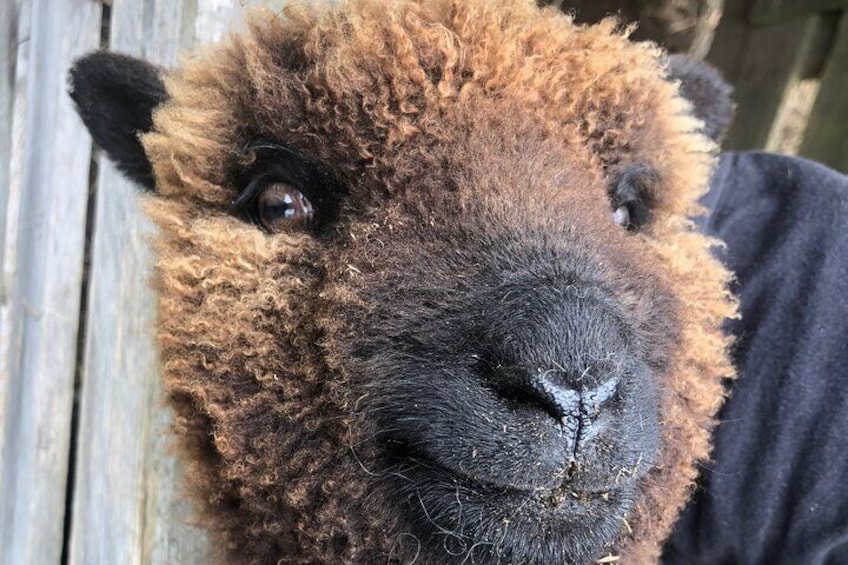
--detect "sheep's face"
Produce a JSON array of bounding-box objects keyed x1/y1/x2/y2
[{"x1": 70, "y1": 0, "x2": 736, "y2": 563}]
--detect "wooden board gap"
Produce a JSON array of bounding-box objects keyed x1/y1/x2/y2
[{"x1": 59, "y1": 143, "x2": 101, "y2": 565}]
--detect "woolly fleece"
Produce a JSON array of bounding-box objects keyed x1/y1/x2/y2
[{"x1": 135, "y1": 0, "x2": 736, "y2": 562}]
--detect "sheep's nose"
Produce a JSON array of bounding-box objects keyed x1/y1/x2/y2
[
  {"x1": 532, "y1": 372, "x2": 619, "y2": 460},
  {"x1": 492, "y1": 367, "x2": 620, "y2": 457},
  {"x1": 529, "y1": 370, "x2": 619, "y2": 424}
]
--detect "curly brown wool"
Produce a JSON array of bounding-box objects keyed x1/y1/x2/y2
[{"x1": 70, "y1": 0, "x2": 737, "y2": 563}]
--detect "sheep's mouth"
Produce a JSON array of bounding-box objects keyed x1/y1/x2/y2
[
  {"x1": 538, "y1": 475, "x2": 624, "y2": 510},
  {"x1": 386, "y1": 442, "x2": 635, "y2": 509},
  {"x1": 356, "y1": 277, "x2": 662, "y2": 562},
  {"x1": 389, "y1": 424, "x2": 644, "y2": 480},
  {"x1": 382, "y1": 444, "x2": 636, "y2": 564}
]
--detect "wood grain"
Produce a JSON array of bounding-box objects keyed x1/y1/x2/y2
[
  {"x1": 0, "y1": 0, "x2": 18, "y2": 461},
  {"x1": 0, "y1": 0, "x2": 15, "y2": 306},
  {"x1": 67, "y1": 2, "x2": 275, "y2": 564},
  {"x1": 0, "y1": 1, "x2": 101, "y2": 564},
  {"x1": 717, "y1": 14, "x2": 831, "y2": 150}
]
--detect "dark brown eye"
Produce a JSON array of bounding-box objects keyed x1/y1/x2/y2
[
  {"x1": 256, "y1": 182, "x2": 314, "y2": 232},
  {"x1": 609, "y1": 165, "x2": 657, "y2": 233}
]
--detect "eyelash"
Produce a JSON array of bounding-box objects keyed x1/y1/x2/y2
[{"x1": 231, "y1": 142, "x2": 342, "y2": 233}]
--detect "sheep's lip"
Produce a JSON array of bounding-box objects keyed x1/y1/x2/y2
[
  {"x1": 395, "y1": 447, "x2": 629, "y2": 503},
  {"x1": 538, "y1": 477, "x2": 623, "y2": 510},
  {"x1": 384, "y1": 445, "x2": 638, "y2": 563}
]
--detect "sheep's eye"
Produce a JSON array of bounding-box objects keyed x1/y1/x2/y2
[
  {"x1": 256, "y1": 182, "x2": 314, "y2": 232},
  {"x1": 610, "y1": 165, "x2": 657, "y2": 233},
  {"x1": 232, "y1": 140, "x2": 344, "y2": 233}
]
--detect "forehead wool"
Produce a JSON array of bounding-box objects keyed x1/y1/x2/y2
[
  {"x1": 145, "y1": 0, "x2": 710, "y2": 213},
  {"x1": 136, "y1": 0, "x2": 736, "y2": 563}
]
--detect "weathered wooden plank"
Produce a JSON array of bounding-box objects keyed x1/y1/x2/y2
[
  {"x1": 0, "y1": 2, "x2": 17, "y2": 502},
  {"x1": 67, "y1": 1, "x2": 209, "y2": 563},
  {"x1": 718, "y1": 14, "x2": 831, "y2": 150},
  {"x1": 800, "y1": 12, "x2": 848, "y2": 171},
  {"x1": 750, "y1": 0, "x2": 848, "y2": 26},
  {"x1": 0, "y1": 1, "x2": 101, "y2": 564},
  {"x1": 706, "y1": 0, "x2": 754, "y2": 84},
  {"x1": 68, "y1": 2, "x2": 287, "y2": 564},
  {"x1": 0, "y1": 0, "x2": 16, "y2": 307},
  {"x1": 689, "y1": 0, "x2": 726, "y2": 59},
  {"x1": 0, "y1": 0, "x2": 18, "y2": 458}
]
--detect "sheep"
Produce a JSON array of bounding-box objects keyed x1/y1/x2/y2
[{"x1": 67, "y1": 0, "x2": 737, "y2": 563}]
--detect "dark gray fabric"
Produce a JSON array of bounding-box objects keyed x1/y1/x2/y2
[{"x1": 662, "y1": 151, "x2": 848, "y2": 564}]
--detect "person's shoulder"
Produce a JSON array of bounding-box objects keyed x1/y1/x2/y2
[
  {"x1": 712, "y1": 150, "x2": 848, "y2": 212},
  {"x1": 664, "y1": 150, "x2": 848, "y2": 565},
  {"x1": 701, "y1": 151, "x2": 848, "y2": 276}
]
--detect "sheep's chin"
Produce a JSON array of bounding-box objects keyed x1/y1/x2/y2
[{"x1": 382, "y1": 446, "x2": 639, "y2": 564}]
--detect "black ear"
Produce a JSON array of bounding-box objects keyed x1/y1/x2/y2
[
  {"x1": 667, "y1": 54, "x2": 734, "y2": 143},
  {"x1": 68, "y1": 52, "x2": 168, "y2": 190}
]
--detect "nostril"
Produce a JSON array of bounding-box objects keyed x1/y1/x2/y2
[
  {"x1": 528, "y1": 370, "x2": 619, "y2": 424},
  {"x1": 580, "y1": 376, "x2": 619, "y2": 417},
  {"x1": 524, "y1": 372, "x2": 620, "y2": 463},
  {"x1": 529, "y1": 371, "x2": 581, "y2": 422},
  {"x1": 478, "y1": 366, "x2": 623, "y2": 466},
  {"x1": 485, "y1": 360, "x2": 621, "y2": 427}
]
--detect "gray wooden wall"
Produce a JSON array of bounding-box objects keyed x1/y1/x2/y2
[
  {"x1": 711, "y1": 0, "x2": 848, "y2": 171},
  {"x1": 0, "y1": 1, "x2": 279, "y2": 563}
]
